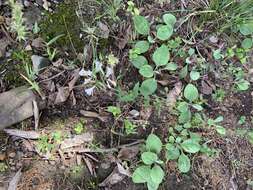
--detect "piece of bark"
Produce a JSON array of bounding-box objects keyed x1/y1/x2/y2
[{"x1": 0, "y1": 86, "x2": 36, "y2": 129}]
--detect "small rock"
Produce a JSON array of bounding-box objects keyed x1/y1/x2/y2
[
  {"x1": 31, "y1": 37, "x2": 44, "y2": 49},
  {"x1": 24, "y1": 0, "x2": 30, "y2": 7},
  {"x1": 25, "y1": 44, "x2": 32, "y2": 51},
  {"x1": 8, "y1": 152, "x2": 16, "y2": 158},
  {"x1": 209, "y1": 36, "x2": 218, "y2": 43},
  {"x1": 31, "y1": 55, "x2": 50, "y2": 73},
  {"x1": 129, "y1": 109, "x2": 140, "y2": 118}
]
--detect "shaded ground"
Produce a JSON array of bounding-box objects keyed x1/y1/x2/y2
[{"x1": 0, "y1": 0, "x2": 253, "y2": 190}]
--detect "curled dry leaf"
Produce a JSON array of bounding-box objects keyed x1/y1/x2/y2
[
  {"x1": 166, "y1": 81, "x2": 182, "y2": 109},
  {"x1": 80, "y1": 110, "x2": 108, "y2": 122}
]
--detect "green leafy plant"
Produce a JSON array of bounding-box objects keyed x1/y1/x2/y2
[
  {"x1": 212, "y1": 88, "x2": 226, "y2": 102},
  {"x1": 0, "y1": 162, "x2": 8, "y2": 172},
  {"x1": 126, "y1": 1, "x2": 139, "y2": 16},
  {"x1": 124, "y1": 119, "x2": 137, "y2": 135},
  {"x1": 207, "y1": 116, "x2": 226, "y2": 135},
  {"x1": 129, "y1": 13, "x2": 178, "y2": 99},
  {"x1": 238, "y1": 116, "x2": 246, "y2": 125},
  {"x1": 107, "y1": 106, "x2": 121, "y2": 117},
  {"x1": 74, "y1": 121, "x2": 85, "y2": 134},
  {"x1": 132, "y1": 134, "x2": 164, "y2": 190}
]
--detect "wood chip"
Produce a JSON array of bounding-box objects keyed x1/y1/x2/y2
[{"x1": 4, "y1": 129, "x2": 41, "y2": 139}]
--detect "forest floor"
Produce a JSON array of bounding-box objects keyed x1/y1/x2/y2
[{"x1": 0, "y1": 0, "x2": 253, "y2": 190}]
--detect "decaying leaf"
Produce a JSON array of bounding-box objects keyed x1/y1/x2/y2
[
  {"x1": 99, "y1": 162, "x2": 130, "y2": 187},
  {"x1": 54, "y1": 87, "x2": 70, "y2": 104},
  {"x1": 117, "y1": 145, "x2": 139, "y2": 160},
  {"x1": 201, "y1": 80, "x2": 213, "y2": 95},
  {"x1": 8, "y1": 169, "x2": 22, "y2": 190},
  {"x1": 80, "y1": 110, "x2": 108, "y2": 122},
  {"x1": 166, "y1": 81, "x2": 182, "y2": 109},
  {"x1": 4, "y1": 129, "x2": 41, "y2": 139},
  {"x1": 60, "y1": 132, "x2": 94, "y2": 149}
]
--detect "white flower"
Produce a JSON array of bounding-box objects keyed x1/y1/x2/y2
[
  {"x1": 79, "y1": 68, "x2": 92, "y2": 77},
  {"x1": 105, "y1": 66, "x2": 114, "y2": 78},
  {"x1": 84, "y1": 86, "x2": 95, "y2": 96},
  {"x1": 95, "y1": 60, "x2": 103, "y2": 73}
]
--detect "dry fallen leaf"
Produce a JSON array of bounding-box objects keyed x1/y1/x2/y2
[
  {"x1": 201, "y1": 80, "x2": 213, "y2": 95},
  {"x1": 80, "y1": 110, "x2": 108, "y2": 122},
  {"x1": 4, "y1": 129, "x2": 41, "y2": 139},
  {"x1": 60, "y1": 132, "x2": 94, "y2": 149},
  {"x1": 166, "y1": 81, "x2": 182, "y2": 109},
  {"x1": 54, "y1": 87, "x2": 70, "y2": 104},
  {"x1": 8, "y1": 169, "x2": 22, "y2": 190},
  {"x1": 117, "y1": 145, "x2": 139, "y2": 160}
]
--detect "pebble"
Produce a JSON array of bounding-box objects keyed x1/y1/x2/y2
[
  {"x1": 8, "y1": 152, "x2": 16, "y2": 158},
  {"x1": 24, "y1": 0, "x2": 30, "y2": 7},
  {"x1": 129, "y1": 109, "x2": 140, "y2": 118}
]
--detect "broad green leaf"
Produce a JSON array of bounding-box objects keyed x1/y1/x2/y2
[
  {"x1": 179, "y1": 110, "x2": 192, "y2": 124},
  {"x1": 177, "y1": 102, "x2": 189, "y2": 113},
  {"x1": 215, "y1": 126, "x2": 226, "y2": 135},
  {"x1": 190, "y1": 71, "x2": 200, "y2": 81},
  {"x1": 147, "y1": 181, "x2": 159, "y2": 190},
  {"x1": 157, "y1": 25, "x2": 173, "y2": 40},
  {"x1": 181, "y1": 139, "x2": 201, "y2": 153},
  {"x1": 213, "y1": 49, "x2": 223, "y2": 60},
  {"x1": 165, "y1": 143, "x2": 180, "y2": 160},
  {"x1": 140, "y1": 78, "x2": 157, "y2": 97},
  {"x1": 236, "y1": 79, "x2": 250, "y2": 91},
  {"x1": 152, "y1": 45, "x2": 170, "y2": 66},
  {"x1": 131, "y1": 56, "x2": 148, "y2": 69},
  {"x1": 178, "y1": 154, "x2": 191, "y2": 173},
  {"x1": 241, "y1": 38, "x2": 253, "y2": 49},
  {"x1": 189, "y1": 132, "x2": 202, "y2": 142},
  {"x1": 133, "y1": 15, "x2": 150, "y2": 35},
  {"x1": 135, "y1": 41, "x2": 150, "y2": 53},
  {"x1": 132, "y1": 165, "x2": 151, "y2": 183},
  {"x1": 184, "y1": 84, "x2": 199, "y2": 102},
  {"x1": 150, "y1": 165, "x2": 164, "y2": 184},
  {"x1": 141, "y1": 152, "x2": 158, "y2": 165},
  {"x1": 139, "y1": 65, "x2": 154, "y2": 78},
  {"x1": 239, "y1": 22, "x2": 253, "y2": 36},
  {"x1": 163, "y1": 13, "x2": 176, "y2": 26},
  {"x1": 146, "y1": 134, "x2": 162, "y2": 154},
  {"x1": 107, "y1": 106, "x2": 121, "y2": 117},
  {"x1": 165, "y1": 63, "x2": 178, "y2": 71}
]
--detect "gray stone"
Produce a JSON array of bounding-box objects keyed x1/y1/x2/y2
[{"x1": 31, "y1": 55, "x2": 50, "y2": 73}]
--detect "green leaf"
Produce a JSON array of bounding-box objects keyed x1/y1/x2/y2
[
  {"x1": 135, "y1": 41, "x2": 150, "y2": 53},
  {"x1": 179, "y1": 109, "x2": 192, "y2": 124},
  {"x1": 213, "y1": 49, "x2": 223, "y2": 60},
  {"x1": 150, "y1": 165, "x2": 164, "y2": 184},
  {"x1": 132, "y1": 165, "x2": 151, "y2": 183},
  {"x1": 147, "y1": 182, "x2": 159, "y2": 190},
  {"x1": 141, "y1": 152, "x2": 158, "y2": 165},
  {"x1": 165, "y1": 143, "x2": 180, "y2": 160},
  {"x1": 215, "y1": 126, "x2": 226, "y2": 135},
  {"x1": 214, "y1": 116, "x2": 223, "y2": 123},
  {"x1": 241, "y1": 38, "x2": 253, "y2": 49},
  {"x1": 107, "y1": 106, "x2": 121, "y2": 117},
  {"x1": 190, "y1": 71, "x2": 200, "y2": 81},
  {"x1": 146, "y1": 134, "x2": 162, "y2": 154},
  {"x1": 181, "y1": 139, "x2": 201, "y2": 153},
  {"x1": 133, "y1": 15, "x2": 150, "y2": 35},
  {"x1": 164, "y1": 63, "x2": 178, "y2": 71},
  {"x1": 178, "y1": 154, "x2": 191, "y2": 173},
  {"x1": 157, "y1": 25, "x2": 173, "y2": 41},
  {"x1": 236, "y1": 79, "x2": 250, "y2": 91},
  {"x1": 184, "y1": 84, "x2": 199, "y2": 102},
  {"x1": 192, "y1": 104, "x2": 203, "y2": 111},
  {"x1": 163, "y1": 13, "x2": 176, "y2": 26},
  {"x1": 177, "y1": 102, "x2": 189, "y2": 113},
  {"x1": 131, "y1": 56, "x2": 148, "y2": 69},
  {"x1": 140, "y1": 78, "x2": 157, "y2": 97},
  {"x1": 179, "y1": 65, "x2": 188, "y2": 79},
  {"x1": 139, "y1": 65, "x2": 154, "y2": 78},
  {"x1": 248, "y1": 131, "x2": 253, "y2": 145},
  {"x1": 152, "y1": 45, "x2": 170, "y2": 66},
  {"x1": 239, "y1": 22, "x2": 253, "y2": 36}
]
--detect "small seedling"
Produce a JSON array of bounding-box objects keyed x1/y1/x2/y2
[
  {"x1": 107, "y1": 106, "x2": 121, "y2": 117},
  {"x1": 207, "y1": 116, "x2": 226, "y2": 135},
  {"x1": 0, "y1": 162, "x2": 8, "y2": 172},
  {"x1": 124, "y1": 119, "x2": 137, "y2": 135},
  {"x1": 212, "y1": 89, "x2": 226, "y2": 102},
  {"x1": 132, "y1": 134, "x2": 164, "y2": 190},
  {"x1": 238, "y1": 116, "x2": 246, "y2": 125},
  {"x1": 74, "y1": 121, "x2": 84, "y2": 134}
]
